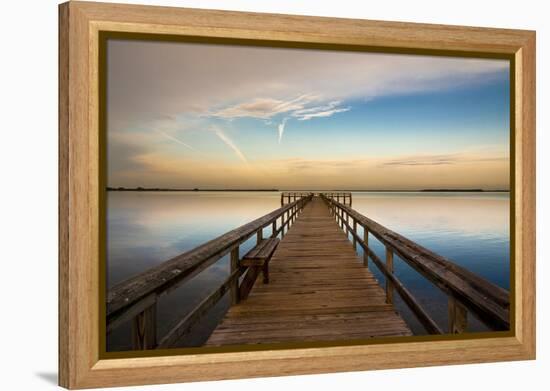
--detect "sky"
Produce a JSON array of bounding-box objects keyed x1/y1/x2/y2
[{"x1": 106, "y1": 39, "x2": 510, "y2": 190}]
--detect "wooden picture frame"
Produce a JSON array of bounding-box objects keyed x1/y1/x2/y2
[{"x1": 59, "y1": 1, "x2": 536, "y2": 388}]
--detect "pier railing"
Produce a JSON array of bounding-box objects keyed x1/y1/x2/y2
[
  {"x1": 281, "y1": 192, "x2": 314, "y2": 205},
  {"x1": 323, "y1": 192, "x2": 352, "y2": 206},
  {"x1": 321, "y1": 194, "x2": 510, "y2": 334},
  {"x1": 107, "y1": 193, "x2": 313, "y2": 349}
]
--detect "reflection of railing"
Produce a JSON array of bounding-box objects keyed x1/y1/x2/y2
[
  {"x1": 280, "y1": 192, "x2": 313, "y2": 205},
  {"x1": 321, "y1": 194, "x2": 510, "y2": 334},
  {"x1": 107, "y1": 194, "x2": 313, "y2": 350}
]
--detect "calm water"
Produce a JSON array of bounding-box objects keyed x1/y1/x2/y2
[{"x1": 106, "y1": 191, "x2": 510, "y2": 351}]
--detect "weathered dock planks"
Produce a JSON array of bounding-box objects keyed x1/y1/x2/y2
[{"x1": 205, "y1": 197, "x2": 411, "y2": 346}]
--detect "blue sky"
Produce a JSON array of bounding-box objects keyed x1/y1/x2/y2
[{"x1": 107, "y1": 40, "x2": 510, "y2": 190}]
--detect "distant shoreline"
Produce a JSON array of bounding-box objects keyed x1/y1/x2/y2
[{"x1": 106, "y1": 187, "x2": 510, "y2": 193}]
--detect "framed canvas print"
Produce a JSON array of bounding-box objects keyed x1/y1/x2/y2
[{"x1": 58, "y1": 1, "x2": 536, "y2": 389}]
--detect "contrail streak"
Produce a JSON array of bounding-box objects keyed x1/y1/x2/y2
[
  {"x1": 154, "y1": 129, "x2": 194, "y2": 150},
  {"x1": 214, "y1": 128, "x2": 248, "y2": 164}
]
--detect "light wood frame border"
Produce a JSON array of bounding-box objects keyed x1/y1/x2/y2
[{"x1": 59, "y1": 1, "x2": 536, "y2": 388}]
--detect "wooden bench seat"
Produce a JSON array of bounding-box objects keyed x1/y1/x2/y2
[
  {"x1": 241, "y1": 238, "x2": 280, "y2": 266},
  {"x1": 239, "y1": 238, "x2": 280, "y2": 300}
]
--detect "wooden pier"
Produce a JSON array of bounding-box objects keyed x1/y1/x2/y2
[
  {"x1": 107, "y1": 193, "x2": 510, "y2": 350},
  {"x1": 206, "y1": 197, "x2": 410, "y2": 346}
]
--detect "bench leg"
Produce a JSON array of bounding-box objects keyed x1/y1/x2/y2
[{"x1": 262, "y1": 262, "x2": 270, "y2": 284}]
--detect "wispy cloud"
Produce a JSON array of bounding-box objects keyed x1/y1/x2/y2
[
  {"x1": 297, "y1": 107, "x2": 350, "y2": 120},
  {"x1": 277, "y1": 118, "x2": 288, "y2": 144},
  {"x1": 211, "y1": 95, "x2": 351, "y2": 142},
  {"x1": 211, "y1": 94, "x2": 350, "y2": 123},
  {"x1": 292, "y1": 100, "x2": 351, "y2": 121},
  {"x1": 383, "y1": 154, "x2": 458, "y2": 166},
  {"x1": 382, "y1": 153, "x2": 508, "y2": 167},
  {"x1": 210, "y1": 94, "x2": 317, "y2": 120},
  {"x1": 212, "y1": 126, "x2": 248, "y2": 164}
]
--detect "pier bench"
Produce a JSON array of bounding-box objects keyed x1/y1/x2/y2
[{"x1": 239, "y1": 238, "x2": 280, "y2": 300}]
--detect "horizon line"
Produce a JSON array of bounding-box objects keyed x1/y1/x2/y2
[{"x1": 106, "y1": 186, "x2": 510, "y2": 192}]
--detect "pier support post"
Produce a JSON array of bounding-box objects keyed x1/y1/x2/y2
[
  {"x1": 132, "y1": 303, "x2": 157, "y2": 350},
  {"x1": 230, "y1": 246, "x2": 240, "y2": 305},
  {"x1": 385, "y1": 247, "x2": 394, "y2": 304},
  {"x1": 448, "y1": 296, "x2": 467, "y2": 333}
]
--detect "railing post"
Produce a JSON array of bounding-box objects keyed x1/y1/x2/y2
[
  {"x1": 288, "y1": 207, "x2": 292, "y2": 225},
  {"x1": 257, "y1": 228, "x2": 263, "y2": 244},
  {"x1": 230, "y1": 246, "x2": 240, "y2": 305},
  {"x1": 132, "y1": 303, "x2": 157, "y2": 350},
  {"x1": 448, "y1": 296, "x2": 467, "y2": 333},
  {"x1": 352, "y1": 218, "x2": 357, "y2": 251},
  {"x1": 363, "y1": 226, "x2": 369, "y2": 268},
  {"x1": 285, "y1": 210, "x2": 289, "y2": 230},
  {"x1": 272, "y1": 220, "x2": 277, "y2": 238},
  {"x1": 385, "y1": 247, "x2": 394, "y2": 304},
  {"x1": 280, "y1": 193, "x2": 283, "y2": 206}
]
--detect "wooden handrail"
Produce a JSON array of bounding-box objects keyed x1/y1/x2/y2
[
  {"x1": 107, "y1": 194, "x2": 312, "y2": 349},
  {"x1": 157, "y1": 268, "x2": 241, "y2": 348},
  {"x1": 340, "y1": 216, "x2": 443, "y2": 334},
  {"x1": 321, "y1": 194, "x2": 509, "y2": 333},
  {"x1": 324, "y1": 192, "x2": 352, "y2": 206},
  {"x1": 281, "y1": 191, "x2": 313, "y2": 206}
]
